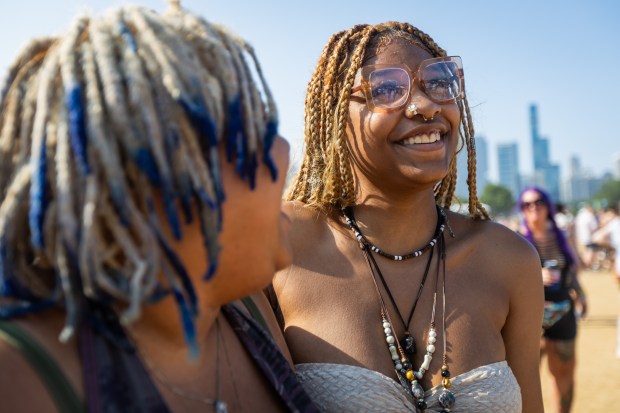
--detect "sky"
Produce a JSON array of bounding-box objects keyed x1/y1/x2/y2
[{"x1": 1, "y1": 0, "x2": 619, "y2": 182}]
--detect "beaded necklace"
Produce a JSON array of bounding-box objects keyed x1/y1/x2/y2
[
  {"x1": 343, "y1": 206, "x2": 447, "y2": 261},
  {"x1": 356, "y1": 213, "x2": 456, "y2": 411}
]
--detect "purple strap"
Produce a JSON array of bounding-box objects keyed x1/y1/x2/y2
[{"x1": 222, "y1": 303, "x2": 319, "y2": 413}]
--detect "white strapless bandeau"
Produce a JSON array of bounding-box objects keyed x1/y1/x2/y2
[{"x1": 295, "y1": 360, "x2": 521, "y2": 412}]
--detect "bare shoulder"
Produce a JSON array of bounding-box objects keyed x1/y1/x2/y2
[
  {"x1": 282, "y1": 201, "x2": 338, "y2": 252},
  {"x1": 275, "y1": 202, "x2": 342, "y2": 295},
  {"x1": 448, "y1": 212, "x2": 541, "y2": 284},
  {"x1": 0, "y1": 314, "x2": 82, "y2": 412},
  {"x1": 283, "y1": 201, "x2": 332, "y2": 230}
]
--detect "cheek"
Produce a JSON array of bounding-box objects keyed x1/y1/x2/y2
[
  {"x1": 366, "y1": 112, "x2": 401, "y2": 141},
  {"x1": 347, "y1": 109, "x2": 401, "y2": 164}
]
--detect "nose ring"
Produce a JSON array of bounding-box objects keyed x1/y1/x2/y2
[
  {"x1": 423, "y1": 114, "x2": 435, "y2": 122},
  {"x1": 405, "y1": 103, "x2": 417, "y2": 118}
]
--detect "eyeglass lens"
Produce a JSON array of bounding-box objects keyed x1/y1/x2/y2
[
  {"x1": 521, "y1": 199, "x2": 545, "y2": 210},
  {"x1": 368, "y1": 60, "x2": 461, "y2": 109},
  {"x1": 369, "y1": 68, "x2": 410, "y2": 108}
]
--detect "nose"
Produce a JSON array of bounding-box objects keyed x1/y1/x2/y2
[{"x1": 404, "y1": 87, "x2": 441, "y2": 121}]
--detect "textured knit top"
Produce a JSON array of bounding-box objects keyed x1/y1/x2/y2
[{"x1": 295, "y1": 360, "x2": 521, "y2": 413}]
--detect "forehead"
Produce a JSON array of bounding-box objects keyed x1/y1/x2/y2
[
  {"x1": 364, "y1": 38, "x2": 434, "y2": 68},
  {"x1": 521, "y1": 190, "x2": 543, "y2": 202}
]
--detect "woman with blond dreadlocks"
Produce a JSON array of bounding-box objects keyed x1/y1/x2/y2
[
  {"x1": 272, "y1": 22, "x2": 544, "y2": 412},
  {"x1": 0, "y1": 3, "x2": 318, "y2": 412}
]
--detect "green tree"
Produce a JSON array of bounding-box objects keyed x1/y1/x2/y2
[
  {"x1": 594, "y1": 179, "x2": 620, "y2": 208},
  {"x1": 480, "y1": 183, "x2": 515, "y2": 216}
]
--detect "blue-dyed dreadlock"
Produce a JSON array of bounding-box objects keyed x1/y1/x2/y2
[{"x1": 0, "y1": 3, "x2": 279, "y2": 355}]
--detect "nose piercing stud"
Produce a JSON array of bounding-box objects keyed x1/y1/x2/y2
[
  {"x1": 405, "y1": 103, "x2": 418, "y2": 118},
  {"x1": 423, "y1": 114, "x2": 435, "y2": 122}
]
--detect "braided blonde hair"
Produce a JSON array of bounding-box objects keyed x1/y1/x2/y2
[
  {"x1": 0, "y1": 4, "x2": 278, "y2": 353},
  {"x1": 287, "y1": 22, "x2": 488, "y2": 220}
]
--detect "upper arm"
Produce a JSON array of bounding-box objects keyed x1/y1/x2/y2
[{"x1": 500, "y1": 237, "x2": 544, "y2": 413}]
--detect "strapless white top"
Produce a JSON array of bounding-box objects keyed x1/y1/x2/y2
[{"x1": 295, "y1": 360, "x2": 521, "y2": 412}]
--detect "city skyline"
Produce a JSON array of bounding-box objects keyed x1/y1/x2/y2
[
  {"x1": 1, "y1": 1, "x2": 618, "y2": 182},
  {"x1": 454, "y1": 102, "x2": 616, "y2": 203}
]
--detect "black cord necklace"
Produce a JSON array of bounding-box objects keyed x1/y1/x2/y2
[
  {"x1": 346, "y1": 206, "x2": 443, "y2": 356},
  {"x1": 364, "y1": 243, "x2": 434, "y2": 356}
]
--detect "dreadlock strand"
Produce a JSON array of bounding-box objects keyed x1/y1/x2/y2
[
  {"x1": 326, "y1": 26, "x2": 375, "y2": 207},
  {"x1": 0, "y1": 38, "x2": 55, "y2": 106},
  {"x1": 0, "y1": 6, "x2": 280, "y2": 347}
]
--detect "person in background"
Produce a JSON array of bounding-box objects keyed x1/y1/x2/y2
[
  {"x1": 0, "y1": 3, "x2": 316, "y2": 412},
  {"x1": 555, "y1": 203, "x2": 574, "y2": 239},
  {"x1": 518, "y1": 187, "x2": 587, "y2": 413},
  {"x1": 575, "y1": 202, "x2": 599, "y2": 269},
  {"x1": 274, "y1": 21, "x2": 544, "y2": 412},
  {"x1": 592, "y1": 205, "x2": 620, "y2": 357}
]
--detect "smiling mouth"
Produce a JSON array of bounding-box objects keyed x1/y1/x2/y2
[{"x1": 398, "y1": 130, "x2": 442, "y2": 145}]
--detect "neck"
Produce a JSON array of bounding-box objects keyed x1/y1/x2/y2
[
  {"x1": 126, "y1": 214, "x2": 222, "y2": 366},
  {"x1": 350, "y1": 189, "x2": 440, "y2": 256},
  {"x1": 128, "y1": 294, "x2": 220, "y2": 366},
  {"x1": 528, "y1": 219, "x2": 548, "y2": 237}
]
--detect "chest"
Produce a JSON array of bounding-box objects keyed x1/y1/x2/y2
[{"x1": 280, "y1": 240, "x2": 510, "y2": 383}]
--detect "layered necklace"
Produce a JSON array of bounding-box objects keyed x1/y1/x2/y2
[{"x1": 343, "y1": 206, "x2": 456, "y2": 412}]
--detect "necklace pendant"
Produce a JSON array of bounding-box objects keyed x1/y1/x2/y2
[
  {"x1": 214, "y1": 400, "x2": 228, "y2": 413},
  {"x1": 400, "y1": 334, "x2": 416, "y2": 356}
]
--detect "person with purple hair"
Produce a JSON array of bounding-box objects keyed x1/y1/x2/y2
[{"x1": 518, "y1": 186, "x2": 587, "y2": 413}]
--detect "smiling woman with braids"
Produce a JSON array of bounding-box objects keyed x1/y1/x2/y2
[
  {"x1": 0, "y1": 3, "x2": 317, "y2": 412},
  {"x1": 273, "y1": 22, "x2": 544, "y2": 412}
]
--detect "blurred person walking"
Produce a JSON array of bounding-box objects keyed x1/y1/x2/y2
[
  {"x1": 592, "y1": 206, "x2": 620, "y2": 357},
  {"x1": 575, "y1": 203, "x2": 599, "y2": 269},
  {"x1": 518, "y1": 187, "x2": 587, "y2": 413}
]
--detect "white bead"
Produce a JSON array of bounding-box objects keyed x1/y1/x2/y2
[
  {"x1": 427, "y1": 344, "x2": 435, "y2": 353},
  {"x1": 429, "y1": 329, "x2": 437, "y2": 338},
  {"x1": 421, "y1": 354, "x2": 432, "y2": 370},
  {"x1": 384, "y1": 328, "x2": 392, "y2": 335},
  {"x1": 395, "y1": 363, "x2": 403, "y2": 370},
  {"x1": 386, "y1": 335, "x2": 395, "y2": 344},
  {"x1": 428, "y1": 336, "x2": 436, "y2": 344},
  {"x1": 418, "y1": 367, "x2": 426, "y2": 375},
  {"x1": 389, "y1": 346, "x2": 399, "y2": 360},
  {"x1": 414, "y1": 371, "x2": 423, "y2": 379},
  {"x1": 383, "y1": 322, "x2": 391, "y2": 329}
]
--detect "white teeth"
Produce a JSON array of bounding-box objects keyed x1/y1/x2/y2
[{"x1": 400, "y1": 131, "x2": 441, "y2": 145}]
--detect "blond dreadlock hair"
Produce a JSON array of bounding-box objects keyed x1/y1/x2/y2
[
  {"x1": 287, "y1": 22, "x2": 488, "y2": 220},
  {"x1": 0, "y1": 4, "x2": 279, "y2": 354}
]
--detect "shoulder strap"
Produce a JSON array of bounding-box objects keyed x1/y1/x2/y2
[
  {"x1": 221, "y1": 304, "x2": 319, "y2": 413},
  {"x1": 0, "y1": 321, "x2": 84, "y2": 413},
  {"x1": 240, "y1": 296, "x2": 272, "y2": 338}
]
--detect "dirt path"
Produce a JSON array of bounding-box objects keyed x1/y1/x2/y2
[{"x1": 540, "y1": 269, "x2": 619, "y2": 412}]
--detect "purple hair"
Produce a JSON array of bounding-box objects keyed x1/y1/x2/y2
[{"x1": 518, "y1": 186, "x2": 575, "y2": 267}]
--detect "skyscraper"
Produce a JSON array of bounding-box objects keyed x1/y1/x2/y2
[
  {"x1": 498, "y1": 143, "x2": 520, "y2": 198},
  {"x1": 530, "y1": 104, "x2": 560, "y2": 201}
]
